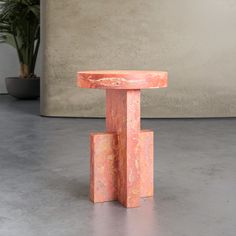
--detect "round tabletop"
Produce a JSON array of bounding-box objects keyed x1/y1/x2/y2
[{"x1": 77, "y1": 70, "x2": 168, "y2": 90}]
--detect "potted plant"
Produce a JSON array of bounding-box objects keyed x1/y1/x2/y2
[{"x1": 0, "y1": 0, "x2": 40, "y2": 99}]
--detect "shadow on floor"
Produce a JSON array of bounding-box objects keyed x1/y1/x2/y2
[{"x1": 0, "y1": 94, "x2": 40, "y2": 116}]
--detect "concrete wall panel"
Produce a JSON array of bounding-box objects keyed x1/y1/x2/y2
[{"x1": 41, "y1": 0, "x2": 236, "y2": 117}]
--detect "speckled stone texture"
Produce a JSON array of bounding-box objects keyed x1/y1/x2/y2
[
  {"x1": 90, "y1": 132, "x2": 118, "y2": 203},
  {"x1": 78, "y1": 70, "x2": 167, "y2": 89},
  {"x1": 42, "y1": 0, "x2": 236, "y2": 118},
  {"x1": 90, "y1": 130, "x2": 153, "y2": 204},
  {"x1": 106, "y1": 89, "x2": 141, "y2": 207},
  {"x1": 78, "y1": 70, "x2": 167, "y2": 208}
]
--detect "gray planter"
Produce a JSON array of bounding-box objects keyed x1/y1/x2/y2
[{"x1": 5, "y1": 77, "x2": 40, "y2": 99}]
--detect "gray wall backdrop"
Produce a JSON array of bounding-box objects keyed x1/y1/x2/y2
[
  {"x1": 0, "y1": 45, "x2": 19, "y2": 93},
  {"x1": 41, "y1": 0, "x2": 236, "y2": 118}
]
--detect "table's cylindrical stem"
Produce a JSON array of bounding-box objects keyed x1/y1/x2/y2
[{"x1": 106, "y1": 89, "x2": 141, "y2": 207}]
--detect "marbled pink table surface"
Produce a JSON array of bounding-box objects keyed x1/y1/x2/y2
[{"x1": 78, "y1": 70, "x2": 168, "y2": 90}]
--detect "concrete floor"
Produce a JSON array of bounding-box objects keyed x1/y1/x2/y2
[{"x1": 0, "y1": 95, "x2": 235, "y2": 236}]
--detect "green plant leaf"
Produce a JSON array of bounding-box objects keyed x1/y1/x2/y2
[
  {"x1": 0, "y1": 32, "x2": 15, "y2": 47},
  {"x1": 0, "y1": 0, "x2": 40, "y2": 77}
]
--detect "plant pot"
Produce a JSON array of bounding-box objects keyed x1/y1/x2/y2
[{"x1": 5, "y1": 77, "x2": 40, "y2": 99}]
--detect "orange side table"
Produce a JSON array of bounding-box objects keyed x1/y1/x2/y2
[{"x1": 77, "y1": 70, "x2": 168, "y2": 208}]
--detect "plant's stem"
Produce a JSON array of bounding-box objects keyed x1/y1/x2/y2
[
  {"x1": 20, "y1": 64, "x2": 29, "y2": 78},
  {"x1": 12, "y1": 28, "x2": 23, "y2": 64},
  {"x1": 32, "y1": 28, "x2": 40, "y2": 75}
]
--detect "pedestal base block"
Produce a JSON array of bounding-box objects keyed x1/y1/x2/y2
[
  {"x1": 78, "y1": 70, "x2": 167, "y2": 208},
  {"x1": 90, "y1": 130, "x2": 154, "y2": 204}
]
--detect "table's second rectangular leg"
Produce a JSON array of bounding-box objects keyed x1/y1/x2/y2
[{"x1": 90, "y1": 130, "x2": 154, "y2": 205}]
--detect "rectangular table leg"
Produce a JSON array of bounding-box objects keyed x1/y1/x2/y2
[
  {"x1": 90, "y1": 130, "x2": 154, "y2": 205},
  {"x1": 106, "y1": 89, "x2": 141, "y2": 207},
  {"x1": 90, "y1": 132, "x2": 118, "y2": 203}
]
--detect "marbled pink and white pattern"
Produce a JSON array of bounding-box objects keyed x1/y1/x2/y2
[
  {"x1": 90, "y1": 130, "x2": 154, "y2": 204},
  {"x1": 77, "y1": 70, "x2": 168, "y2": 208},
  {"x1": 106, "y1": 89, "x2": 141, "y2": 207},
  {"x1": 78, "y1": 70, "x2": 168, "y2": 90},
  {"x1": 90, "y1": 132, "x2": 118, "y2": 202}
]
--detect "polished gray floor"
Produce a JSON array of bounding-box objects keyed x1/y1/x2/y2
[{"x1": 0, "y1": 95, "x2": 235, "y2": 236}]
